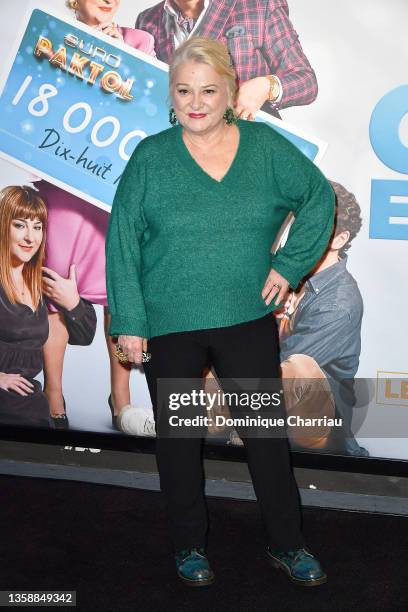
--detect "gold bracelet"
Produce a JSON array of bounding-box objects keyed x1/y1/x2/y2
[{"x1": 266, "y1": 75, "x2": 279, "y2": 102}]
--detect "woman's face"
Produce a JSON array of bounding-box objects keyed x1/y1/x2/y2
[
  {"x1": 9, "y1": 217, "x2": 43, "y2": 266},
  {"x1": 171, "y1": 60, "x2": 230, "y2": 136},
  {"x1": 76, "y1": 0, "x2": 120, "y2": 26}
]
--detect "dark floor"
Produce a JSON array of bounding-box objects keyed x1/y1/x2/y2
[{"x1": 1, "y1": 474, "x2": 407, "y2": 612}]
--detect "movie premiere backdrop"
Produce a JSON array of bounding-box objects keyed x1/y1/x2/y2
[{"x1": 0, "y1": 0, "x2": 406, "y2": 460}]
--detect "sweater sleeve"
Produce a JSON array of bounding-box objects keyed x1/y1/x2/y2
[
  {"x1": 268, "y1": 131, "x2": 335, "y2": 289},
  {"x1": 106, "y1": 145, "x2": 149, "y2": 338}
]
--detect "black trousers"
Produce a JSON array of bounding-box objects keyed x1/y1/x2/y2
[{"x1": 143, "y1": 313, "x2": 304, "y2": 552}]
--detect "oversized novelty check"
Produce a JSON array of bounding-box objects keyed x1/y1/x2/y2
[{"x1": 0, "y1": 3, "x2": 327, "y2": 212}]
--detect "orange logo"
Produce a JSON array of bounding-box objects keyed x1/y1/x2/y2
[{"x1": 376, "y1": 371, "x2": 408, "y2": 406}]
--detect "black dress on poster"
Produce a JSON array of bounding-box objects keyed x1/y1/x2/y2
[
  {"x1": 0, "y1": 285, "x2": 97, "y2": 428},
  {"x1": 0, "y1": 284, "x2": 49, "y2": 427}
]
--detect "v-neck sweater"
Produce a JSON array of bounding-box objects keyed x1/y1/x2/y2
[{"x1": 106, "y1": 120, "x2": 335, "y2": 339}]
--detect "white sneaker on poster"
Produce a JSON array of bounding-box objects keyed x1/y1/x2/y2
[{"x1": 118, "y1": 405, "x2": 156, "y2": 437}]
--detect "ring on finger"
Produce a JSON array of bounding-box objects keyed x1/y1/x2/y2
[
  {"x1": 272, "y1": 283, "x2": 281, "y2": 290},
  {"x1": 113, "y1": 344, "x2": 129, "y2": 364}
]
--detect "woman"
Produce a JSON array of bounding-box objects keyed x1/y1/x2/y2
[
  {"x1": 106, "y1": 38, "x2": 335, "y2": 587},
  {"x1": 0, "y1": 186, "x2": 96, "y2": 428},
  {"x1": 36, "y1": 0, "x2": 156, "y2": 429}
]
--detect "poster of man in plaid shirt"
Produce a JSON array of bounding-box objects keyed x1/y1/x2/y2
[{"x1": 136, "y1": 0, "x2": 318, "y2": 118}]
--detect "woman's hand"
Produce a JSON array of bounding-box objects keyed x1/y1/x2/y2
[
  {"x1": 97, "y1": 22, "x2": 124, "y2": 41},
  {"x1": 235, "y1": 76, "x2": 270, "y2": 120},
  {"x1": 262, "y1": 269, "x2": 289, "y2": 306},
  {"x1": 42, "y1": 265, "x2": 80, "y2": 311},
  {"x1": 0, "y1": 372, "x2": 34, "y2": 396},
  {"x1": 117, "y1": 335, "x2": 148, "y2": 365}
]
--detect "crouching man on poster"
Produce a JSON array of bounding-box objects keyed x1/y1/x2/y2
[
  {"x1": 106, "y1": 38, "x2": 334, "y2": 587},
  {"x1": 279, "y1": 181, "x2": 369, "y2": 457}
]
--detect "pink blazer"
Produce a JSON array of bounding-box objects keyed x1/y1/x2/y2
[
  {"x1": 119, "y1": 27, "x2": 155, "y2": 57},
  {"x1": 34, "y1": 27, "x2": 155, "y2": 310}
]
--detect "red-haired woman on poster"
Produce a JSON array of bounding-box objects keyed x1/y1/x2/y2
[{"x1": 0, "y1": 186, "x2": 96, "y2": 427}]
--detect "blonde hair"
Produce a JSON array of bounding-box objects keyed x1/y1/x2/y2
[
  {"x1": 0, "y1": 186, "x2": 47, "y2": 309},
  {"x1": 169, "y1": 37, "x2": 237, "y2": 104},
  {"x1": 66, "y1": 0, "x2": 78, "y2": 9}
]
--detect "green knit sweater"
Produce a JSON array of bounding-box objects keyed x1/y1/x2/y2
[{"x1": 106, "y1": 119, "x2": 335, "y2": 339}]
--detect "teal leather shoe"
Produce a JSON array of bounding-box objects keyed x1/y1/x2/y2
[
  {"x1": 266, "y1": 546, "x2": 327, "y2": 587},
  {"x1": 175, "y1": 547, "x2": 215, "y2": 587}
]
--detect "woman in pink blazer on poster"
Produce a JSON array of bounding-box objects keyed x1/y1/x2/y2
[{"x1": 35, "y1": 0, "x2": 156, "y2": 430}]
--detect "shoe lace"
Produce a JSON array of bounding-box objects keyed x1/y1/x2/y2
[{"x1": 143, "y1": 416, "x2": 156, "y2": 436}]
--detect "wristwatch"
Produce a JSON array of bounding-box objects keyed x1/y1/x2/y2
[{"x1": 266, "y1": 75, "x2": 280, "y2": 102}]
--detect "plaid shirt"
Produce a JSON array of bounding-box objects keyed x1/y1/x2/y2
[{"x1": 136, "y1": 0, "x2": 318, "y2": 110}]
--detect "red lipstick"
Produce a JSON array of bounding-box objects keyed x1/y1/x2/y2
[{"x1": 188, "y1": 113, "x2": 206, "y2": 119}]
